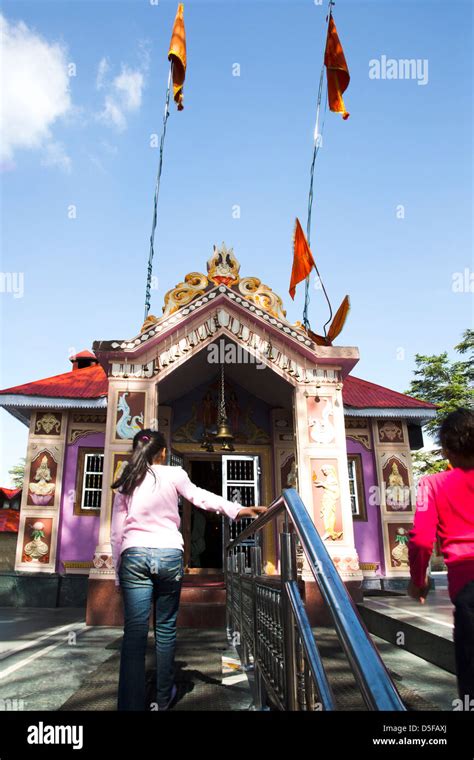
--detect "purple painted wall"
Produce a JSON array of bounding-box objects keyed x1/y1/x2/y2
[
  {"x1": 56, "y1": 432, "x2": 104, "y2": 572},
  {"x1": 347, "y1": 436, "x2": 386, "y2": 575}
]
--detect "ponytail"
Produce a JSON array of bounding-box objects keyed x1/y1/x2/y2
[{"x1": 111, "y1": 429, "x2": 167, "y2": 495}]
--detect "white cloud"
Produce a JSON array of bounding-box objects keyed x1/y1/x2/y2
[
  {"x1": 96, "y1": 57, "x2": 109, "y2": 90},
  {"x1": 0, "y1": 14, "x2": 72, "y2": 168},
  {"x1": 97, "y1": 59, "x2": 146, "y2": 132},
  {"x1": 114, "y1": 68, "x2": 144, "y2": 111},
  {"x1": 41, "y1": 141, "x2": 71, "y2": 172}
]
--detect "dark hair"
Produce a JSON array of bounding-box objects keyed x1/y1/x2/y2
[
  {"x1": 111, "y1": 429, "x2": 167, "y2": 495},
  {"x1": 439, "y1": 408, "x2": 474, "y2": 458}
]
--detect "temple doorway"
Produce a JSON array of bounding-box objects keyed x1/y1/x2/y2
[
  {"x1": 179, "y1": 453, "x2": 261, "y2": 573},
  {"x1": 187, "y1": 459, "x2": 223, "y2": 570}
]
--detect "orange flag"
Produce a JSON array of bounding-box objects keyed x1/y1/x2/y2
[
  {"x1": 168, "y1": 3, "x2": 187, "y2": 110},
  {"x1": 327, "y1": 295, "x2": 350, "y2": 342},
  {"x1": 307, "y1": 296, "x2": 350, "y2": 345},
  {"x1": 324, "y1": 14, "x2": 350, "y2": 120},
  {"x1": 289, "y1": 218, "x2": 316, "y2": 300}
]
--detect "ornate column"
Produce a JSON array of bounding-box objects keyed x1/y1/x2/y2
[
  {"x1": 371, "y1": 419, "x2": 416, "y2": 581},
  {"x1": 89, "y1": 376, "x2": 157, "y2": 582},
  {"x1": 293, "y1": 370, "x2": 363, "y2": 601},
  {"x1": 15, "y1": 411, "x2": 67, "y2": 574}
]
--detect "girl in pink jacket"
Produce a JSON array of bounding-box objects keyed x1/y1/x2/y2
[
  {"x1": 111, "y1": 429, "x2": 266, "y2": 711},
  {"x1": 408, "y1": 408, "x2": 474, "y2": 703}
]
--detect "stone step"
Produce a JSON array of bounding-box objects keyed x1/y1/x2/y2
[
  {"x1": 179, "y1": 577, "x2": 227, "y2": 627},
  {"x1": 177, "y1": 603, "x2": 226, "y2": 628},
  {"x1": 180, "y1": 586, "x2": 226, "y2": 604},
  {"x1": 357, "y1": 597, "x2": 455, "y2": 674}
]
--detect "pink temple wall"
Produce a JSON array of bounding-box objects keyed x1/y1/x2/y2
[
  {"x1": 56, "y1": 432, "x2": 104, "y2": 572},
  {"x1": 347, "y1": 436, "x2": 386, "y2": 575}
]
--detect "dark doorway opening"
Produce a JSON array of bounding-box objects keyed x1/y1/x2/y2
[{"x1": 188, "y1": 460, "x2": 223, "y2": 569}]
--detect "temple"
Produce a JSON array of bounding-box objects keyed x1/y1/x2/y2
[{"x1": 0, "y1": 245, "x2": 436, "y2": 625}]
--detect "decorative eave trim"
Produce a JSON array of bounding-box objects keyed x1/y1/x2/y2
[
  {"x1": 344, "y1": 406, "x2": 437, "y2": 422},
  {"x1": 97, "y1": 286, "x2": 312, "y2": 350},
  {"x1": 0, "y1": 395, "x2": 107, "y2": 409},
  {"x1": 94, "y1": 290, "x2": 360, "y2": 376}
]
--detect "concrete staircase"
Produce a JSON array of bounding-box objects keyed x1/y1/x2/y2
[{"x1": 177, "y1": 573, "x2": 227, "y2": 628}]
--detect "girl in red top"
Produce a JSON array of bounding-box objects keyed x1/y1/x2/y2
[{"x1": 408, "y1": 408, "x2": 474, "y2": 702}]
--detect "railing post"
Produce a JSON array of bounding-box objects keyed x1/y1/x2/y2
[
  {"x1": 237, "y1": 550, "x2": 248, "y2": 666},
  {"x1": 226, "y1": 548, "x2": 233, "y2": 644},
  {"x1": 280, "y1": 529, "x2": 298, "y2": 711},
  {"x1": 250, "y1": 545, "x2": 269, "y2": 710}
]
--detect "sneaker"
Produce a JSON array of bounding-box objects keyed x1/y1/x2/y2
[{"x1": 157, "y1": 684, "x2": 178, "y2": 711}]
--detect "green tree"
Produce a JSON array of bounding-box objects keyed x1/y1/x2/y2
[
  {"x1": 406, "y1": 329, "x2": 473, "y2": 475},
  {"x1": 8, "y1": 458, "x2": 25, "y2": 489}
]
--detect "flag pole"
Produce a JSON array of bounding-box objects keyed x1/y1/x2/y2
[
  {"x1": 144, "y1": 61, "x2": 173, "y2": 321},
  {"x1": 302, "y1": 0, "x2": 335, "y2": 337}
]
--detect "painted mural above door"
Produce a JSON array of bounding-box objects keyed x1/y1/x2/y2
[{"x1": 172, "y1": 378, "x2": 271, "y2": 445}]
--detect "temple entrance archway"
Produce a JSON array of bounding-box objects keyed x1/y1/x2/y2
[{"x1": 157, "y1": 336, "x2": 294, "y2": 575}]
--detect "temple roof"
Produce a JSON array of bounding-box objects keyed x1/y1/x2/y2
[
  {"x1": 0, "y1": 362, "x2": 436, "y2": 417},
  {"x1": 0, "y1": 487, "x2": 22, "y2": 500},
  {"x1": 0, "y1": 509, "x2": 20, "y2": 533},
  {"x1": 343, "y1": 375, "x2": 435, "y2": 410},
  {"x1": 69, "y1": 350, "x2": 97, "y2": 361},
  {"x1": 0, "y1": 364, "x2": 108, "y2": 399}
]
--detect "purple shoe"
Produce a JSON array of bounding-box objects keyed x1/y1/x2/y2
[{"x1": 158, "y1": 684, "x2": 177, "y2": 711}]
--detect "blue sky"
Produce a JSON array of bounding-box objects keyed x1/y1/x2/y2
[{"x1": 1, "y1": 0, "x2": 472, "y2": 484}]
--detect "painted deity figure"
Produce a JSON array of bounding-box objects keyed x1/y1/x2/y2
[
  {"x1": 29, "y1": 455, "x2": 55, "y2": 505},
  {"x1": 386, "y1": 462, "x2": 409, "y2": 510},
  {"x1": 313, "y1": 464, "x2": 343, "y2": 541},
  {"x1": 227, "y1": 391, "x2": 240, "y2": 433},
  {"x1": 201, "y1": 391, "x2": 215, "y2": 429},
  {"x1": 391, "y1": 527, "x2": 409, "y2": 567},
  {"x1": 286, "y1": 459, "x2": 297, "y2": 488},
  {"x1": 308, "y1": 398, "x2": 335, "y2": 445},
  {"x1": 24, "y1": 521, "x2": 49, "y2": 562}
]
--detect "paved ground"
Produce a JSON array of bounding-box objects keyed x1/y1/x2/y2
[
  {"x1": 371, "y1": 634, "x2": 458, "y2": 711},
  {"x1": 0, "y1": 590, "x2": 459, "y2": 712},
  {"x1": 59, "y1": 629, "x2": 254, "y2": 711},
  {"x1": 0, "y1": 608, "x2": 120, "y2": 711},
  {"x1": 311, "y1": 627, "x2": 453, "y2": 711}
]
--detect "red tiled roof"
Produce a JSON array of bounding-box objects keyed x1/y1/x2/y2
[
  {"x1": 0, "y1": 509, "x2": 20, "y2": 533},
  {"x1": 69, "y1": 349, "x2": 97, "y2": 361},
  {"x1": 0, "y1": 364, "x2": 108, "y2": 399},
  {"x1": 0, "y1": 364, "x2": 435, "y2": 411},
  {"x1": 342, "y1": 375, "x2": 436, "y2": 409},
  {"x1": 0, "y1": 487, "x2": 21, "y2": 500}
]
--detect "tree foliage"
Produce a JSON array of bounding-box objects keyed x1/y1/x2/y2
[
  {"x1": 406, "y1": 329, "x2": 473, "y2": 475},
  {"x1": 8, "y1": 458, "x2": 25, "y2": 489}
]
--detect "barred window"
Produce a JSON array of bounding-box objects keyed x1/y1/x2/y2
[
  {"x1": 347, "y1": 454, "x2": 367, "y2": 521},
  {"x1": 75, "y1": 448, "x2": 104, "y2": 516}
]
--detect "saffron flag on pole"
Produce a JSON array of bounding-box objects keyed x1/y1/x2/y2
[
  {"x1": 168, "y1": 3, "x2": 187, "y2": 110},
  {"x1": 327, "y1": 295, "x2": 350, "y2": 342},
  {"x1": 289, "y1": 218, "x2": 316, "y2": 300},
  {"x1": 308, "y1": 296, "x2": 350, "y2": 346},
  {"x1": 324, "y1": 14, "x2": 350, "y2": 120}
]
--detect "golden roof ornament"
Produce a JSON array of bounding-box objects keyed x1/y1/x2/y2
[
  {"x1": 207, "y1": 243, "x2": 240, "y2": 287},
  {"x1": 158, "y1": 244, "x2": 287, "y2": 321}
]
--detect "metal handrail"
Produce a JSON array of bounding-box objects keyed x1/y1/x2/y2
[{"x1": 225, "y1": 487, "x2": 406, "y2": 711}]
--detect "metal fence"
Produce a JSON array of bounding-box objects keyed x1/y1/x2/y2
[{"x1": 225, "y1": 487, "x2": 406, "y2": 711}]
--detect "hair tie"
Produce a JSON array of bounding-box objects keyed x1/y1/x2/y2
[{"x1": 141, "y1": 435, "x2": 150, "y2": 442}]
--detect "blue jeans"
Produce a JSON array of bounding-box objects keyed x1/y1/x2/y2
[{"x1": 117, "y1": 547, "x2": 184, "y2": 710}]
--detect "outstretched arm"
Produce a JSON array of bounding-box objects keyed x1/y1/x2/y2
[
  {"x1": 408, "y1": 476, "x2": 439, "y2": 602},
  {"x1": 174, "y1": 467, "x2": 266, "y2": 521},
  {"x1": 110, "y1": 490, "x2": 129, "y2": 587}
]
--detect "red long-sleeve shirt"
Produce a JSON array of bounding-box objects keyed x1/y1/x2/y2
[{"x1": 409, "y1": 468, "x2": 474, "y2": 603}]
